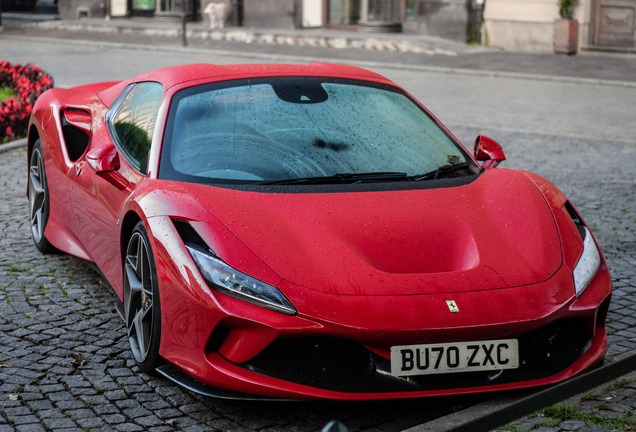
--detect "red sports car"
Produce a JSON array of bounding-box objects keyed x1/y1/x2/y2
[{"x1": 26, "y1": 63, "x2": 611, "y2": 400}]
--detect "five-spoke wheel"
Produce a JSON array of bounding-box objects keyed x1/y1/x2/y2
[
  {"x1": 124, "y1": 222, "x2": 162, "y2": 372},
  {"x1": 29, "y1": 140, "x2": 55, "y2": 253}
]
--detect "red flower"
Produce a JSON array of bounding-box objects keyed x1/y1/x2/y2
[{"x1": 0, "y1": 61, "x2": 53, "y2": 142}]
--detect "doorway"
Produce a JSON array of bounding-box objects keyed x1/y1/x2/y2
[{"x1": 592, "y1": 0, "x2": 636, "y2": 46}]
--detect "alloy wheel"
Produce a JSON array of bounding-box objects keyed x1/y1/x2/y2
[
  {"x1": 124, "y1": 231, "x2": 155, "y2": 363},
  {"x1": 29, "y1": 148, "x2": 47, "y2": 244}
]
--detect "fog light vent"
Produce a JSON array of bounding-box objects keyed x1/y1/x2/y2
[{"x1": 244, "y1": 337, "x2": 375, "y2": 381}]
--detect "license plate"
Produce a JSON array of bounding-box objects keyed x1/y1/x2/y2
[{"x1": 390, "y1": 339, "x2": 519, "y2": 376}]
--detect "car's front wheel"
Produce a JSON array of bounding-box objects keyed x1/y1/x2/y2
[
  {"x1": 29, "y1": 139, "x2": 56, "y2": 254},
  {"x1": 124, "y1": 221, "x2": 162, "y2": 373}
]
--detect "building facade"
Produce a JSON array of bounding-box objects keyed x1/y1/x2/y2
[
  {"x1": 29, "y1": 0, "x2": 476, "y2": 43},
  {"x1": 483, "y1": 0, "x2": 636, "y2": 51}
]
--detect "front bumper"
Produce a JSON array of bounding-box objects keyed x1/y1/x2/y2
[{"x1": 147, "y1": 216, "x2": 612, "y2": 400}]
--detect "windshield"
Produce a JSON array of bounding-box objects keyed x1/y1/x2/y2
[{"x1": 159, "y1": 77, "x2": 473, "y2": 185}]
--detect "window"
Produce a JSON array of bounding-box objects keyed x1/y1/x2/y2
[{"x1": 109, "y1": 82, "x2": 164, "y2": 172}]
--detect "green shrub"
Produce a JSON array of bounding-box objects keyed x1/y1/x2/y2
[{"x1": 558, "y1": 0, "x2": 577, "y2": 19}]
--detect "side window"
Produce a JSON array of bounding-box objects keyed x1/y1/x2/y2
[{"x1": 110, "y1": 82, "x2": 164, "y2": 172}]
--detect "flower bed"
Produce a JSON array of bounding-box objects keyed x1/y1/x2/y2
[{"x1": 0, "y1": 61, "x2": 54, "y2": 143}]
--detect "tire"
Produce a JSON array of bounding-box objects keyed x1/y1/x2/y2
[
  {"x1": 28, "y1": 140, "x2": 57, "y2": 254},
  {"x1": 124, "y1": 221, "x2": 162, "y2": 373}
]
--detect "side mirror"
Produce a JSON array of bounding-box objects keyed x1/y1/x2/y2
[
  {"x1": 86, "y1": 142, "x2": 120, "y2": 173},
  {"x1": 85, "y1": 141, "x2": 129, "y2": 190},
  {"x1": 474, "y1": 135, "x2": 506, "y2": 168}
]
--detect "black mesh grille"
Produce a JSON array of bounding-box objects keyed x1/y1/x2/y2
[
  {"x1": 244, "y1": 337, "x2": 375, "y2": 381},
  {"x1": 239, "y1": 319, "x2": 593, "y2": 393},
  {"x1": 518, "y1": 319, "x2": 590, "y2": 366},
  {"x1": 62, "y1": 124, "x2": 89, "y2": 161}
]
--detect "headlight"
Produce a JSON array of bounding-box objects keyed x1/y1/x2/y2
[
  {"x1": 186, "y1": 244, "x2": 297, "y2": 316},
  {"x1": 573, "y1": 226, "x2": 601, "y2": 298}
]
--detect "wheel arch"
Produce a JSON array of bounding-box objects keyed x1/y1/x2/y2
[
  {"x1": 26, "y1": 125, "x2": 41, "y2": 196},
  {"x1": 27, "y1": 124, "x2": 40, "y2": 157},
  {"x1": 121, "y1": 210, "x2": 143, "y2": 263}
]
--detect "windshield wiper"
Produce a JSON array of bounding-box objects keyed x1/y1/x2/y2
[
  {"x1": 413, "y1": 162, "x2": 472, "y2": 181},
  {"x1": 257, "y1": 172, "x2": 409, "y2": 185}
]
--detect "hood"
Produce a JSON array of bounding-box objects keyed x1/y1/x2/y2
[{"x1": 179, "y1": 169, "x2": 562, "y2": 296}]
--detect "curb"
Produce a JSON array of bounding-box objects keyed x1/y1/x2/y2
[
  {"x1": 30, "y1": 20, "x2": 464, "y2": 56},
  {"x1": 3, "y1": 35, "x2": 636, "y2": 89},
  {"x1": 0, "y1": 137, "x2": 28, "y2": 154},
  {"x1": 405, "y1": 351, "x2": 636, "y2": 432}
]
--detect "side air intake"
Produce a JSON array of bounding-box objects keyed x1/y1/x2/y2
[{"x1": 61, "y1": 109, "x2": 91, "y2": 161}]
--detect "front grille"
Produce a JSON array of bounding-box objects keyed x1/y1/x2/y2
[
  {"x1": 238, "y1": 319, "x2": 594, "y2": 393},
  {"x1": 62, "y1": 124, "x2": 89, "y2": 161},
  {"x1": 244, "y1": 337, "x2": 375, "y2": 381},
  {"x1": 519, "y1": 319, "x2": 591, "y2": 366}
]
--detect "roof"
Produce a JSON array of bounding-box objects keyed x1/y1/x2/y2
[{"x1": 97, "y1": 63, "x2": 396, "y2": 107}]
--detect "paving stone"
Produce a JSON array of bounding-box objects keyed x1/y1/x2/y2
[
  {"x1": 15, "y1": 424, "x2": 47, "y2": 432},
  {"x1": 103, "y1": 414, "x2": 127, "y2": 424},
  {"x1": 144, "y1": 400, "x2": 171, "y2": 410},
  {"x1": 12, "y1": 415, "x2": 41, "y2": 425},
  {"x1": 124, "y1": 407, "x2": 153, "y2": 418},
  {"x1": 27, "y1": 400, "x2": 54, "y2": 411},
  {"x1": 189, "y1": 410, "x2": 220, "y2": 423},
  {"x1": 42, "y1": 417, "x2": 78, "y2": 428},
  {"x1": 54, "y1": 400, "x2": 85, "y2": 410},
  {"x1": 103, "y1": 390, "x2": 127, "y2": 401},
  {"x1": 114, "y1": 423, "x2": 145, "y2": 431},
  {"x1": 579, "y1": 427, "x2": 619, "y2": 432},
  {"x1": 92, "y1": 403, "x2": 121, "y2": 415},
  {"x1": 134, "y1": 415, "x2": 165, "y2": 426},
  {"x1": 155, "y1": 408, "x2": 184, "y2": 419},
  {"x1": 115, "y1": 399, "x2": 141, "y2": 410},
  {"x1": 65, "y1": 409, "x2": 95, "y2": 420},
  {"x1": 559, "y1": 421, "x2": 586, "y2": 430},
  {"x1": 75, "y1": 416, "x2": 106, "y2": 428},
  {"x1": 179, "y1": 403, "x2": 208, "y2": 414}
]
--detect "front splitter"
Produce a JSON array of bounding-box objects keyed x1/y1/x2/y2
[{"x1": 155, "y1": 364, "x2": 297, "y2": 401}]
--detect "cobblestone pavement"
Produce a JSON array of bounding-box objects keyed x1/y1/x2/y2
[{"x1": 1, "y1": 123, "x2": 635, "y2": 432}]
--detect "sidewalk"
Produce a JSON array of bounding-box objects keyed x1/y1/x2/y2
[
  {"x1": 2, "y1": 14, "x2": 636, "y2": 84},
  {"x1": 14, "y1": 16, "x2": 480, "y2": 56}
]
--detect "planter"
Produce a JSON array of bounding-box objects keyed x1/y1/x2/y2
[{"x1": 554, "y1": 18, "x2": 578, "y2": 54}]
